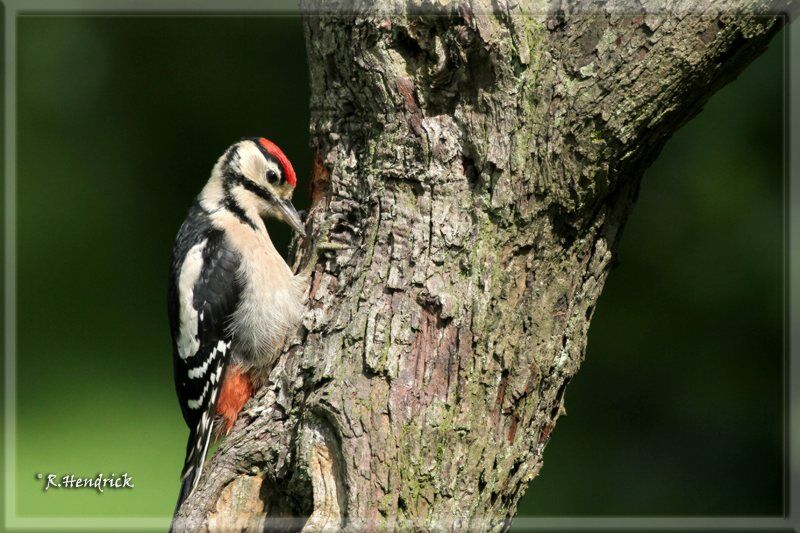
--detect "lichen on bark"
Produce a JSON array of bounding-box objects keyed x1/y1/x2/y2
[{"x1": 172, "y1": 2, "x2": 790, "y2": 530}]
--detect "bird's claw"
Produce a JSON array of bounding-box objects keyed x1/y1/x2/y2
[
  {"x1": 315, "y1": 212, "x2": 346, "y2": 237},
  {"x1": 297, "y1": 212, "x2": 352, "y2": 277},
  {"x1": 316, "y1": 241, "x2": 351, "y2": 252},
  {"x1": 314, "y1": 213, "x2": 353, "y2": 254},
  {"x1": 243, "y1": 404, "x2": 268, "y2": 418}
]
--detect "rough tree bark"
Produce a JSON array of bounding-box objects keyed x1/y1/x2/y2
[{"x1": 173, "y1": 1, "x2": 792, "y2": 530}]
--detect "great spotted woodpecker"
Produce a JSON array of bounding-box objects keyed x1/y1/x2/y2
[{"x1": 168, "y1": 137, "x2": 318, "y2": 510}]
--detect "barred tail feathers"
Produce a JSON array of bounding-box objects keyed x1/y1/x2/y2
[{"x1": 173, "y1": 408, "x2": 215, "y2": 514}]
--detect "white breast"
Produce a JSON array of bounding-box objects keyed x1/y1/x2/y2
[{"x1": 214, "y1": 212, "x2": 306, "y2": 370}]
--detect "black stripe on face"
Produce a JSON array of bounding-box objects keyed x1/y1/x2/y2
[
  {"x1": 221, "y1": 170, "x2": 258, "y2": 230},
  {"x1": 224, "y1": 168, "x2": 276, "y2": 203},
  {"x1": 222, "y1": 197, "x2": 256, "y2": 230},
  {"x1": 223, "y1": 144, "x2": 238, "y2": 167},
  {"x1": 238, "y1": 176, "x2": 275, "y2": 204}
]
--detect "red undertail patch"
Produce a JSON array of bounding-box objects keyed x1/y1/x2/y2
[{"x1": 216, "y1": 366, "x2": 254, "y2": 433}]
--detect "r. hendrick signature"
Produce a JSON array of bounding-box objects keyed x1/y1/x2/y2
[{"x1": 36, "y1": 472, "x2": 134, "y2": 493}]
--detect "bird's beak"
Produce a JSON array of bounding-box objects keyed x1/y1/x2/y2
[{"x1": 276, "y1": 198, "x2": 306, "y2": 237}]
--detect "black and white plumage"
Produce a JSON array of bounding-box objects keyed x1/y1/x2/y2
[
  {"x1": 168, "y1": 138, "x2": 308, "y2": 512},
  {"x1": 168, "y1": 210, "x2": 240, "y2": 508}
]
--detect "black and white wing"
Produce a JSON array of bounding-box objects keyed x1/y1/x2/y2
[{"x1": 167, "y1": 204, "x2": 241, "y2": 509}]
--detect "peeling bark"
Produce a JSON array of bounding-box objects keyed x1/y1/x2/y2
[
  {"x1": 302, "y1": 420, "x2": 347, "y2": 531},
  {"x1": 173, "y1": 1, "x2": 792, "y2": 530}
]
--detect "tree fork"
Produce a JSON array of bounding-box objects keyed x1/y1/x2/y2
[{"x1": 173, "y1": 2, "x2": 792, "y2": 530}]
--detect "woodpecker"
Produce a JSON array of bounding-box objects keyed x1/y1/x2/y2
[{"x1": 168, "y1": 137, "x2": 315, "y2": 511}]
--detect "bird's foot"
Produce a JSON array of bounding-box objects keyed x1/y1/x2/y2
[
  {"x1": 243, "y1": 404, "x2": 268, "y2": 419},
  {"x1": 298, "y1": 212, "x2": 351, "y2": 278}
]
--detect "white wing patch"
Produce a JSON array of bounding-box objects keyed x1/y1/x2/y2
[
  {"x1": 186, "y1": 380, "x2": 210, "y2": 410},
  {"x1": 187, "y1": 340, "x2": 229, "y2": 379},
  {"x1": 177, "y1": 240, "x2": 207, "y2": 360},
  {"x1": 186, "y1": 340, "x2": 230, "y2": 409}
]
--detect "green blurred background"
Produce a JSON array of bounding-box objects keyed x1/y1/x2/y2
[{"x1": 11, "y1": 15, "x2": 783, "y2": 523}]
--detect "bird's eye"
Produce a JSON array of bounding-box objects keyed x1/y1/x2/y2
[{"x1": 266, "y1": 170, "x2": 279, "y2": 184}]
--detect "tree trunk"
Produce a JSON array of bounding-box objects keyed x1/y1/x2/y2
[{"x1": 173, "y1": 2, "x2": 791, "y2": 530}]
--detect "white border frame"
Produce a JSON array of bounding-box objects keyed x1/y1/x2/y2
[{"x1": 2, "y1": 1, "x2": 796, "y2": 530}]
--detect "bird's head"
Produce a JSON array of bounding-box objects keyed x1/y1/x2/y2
[{"x1": 211, "y1": 137, "x2": 305, "y2": 236}]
